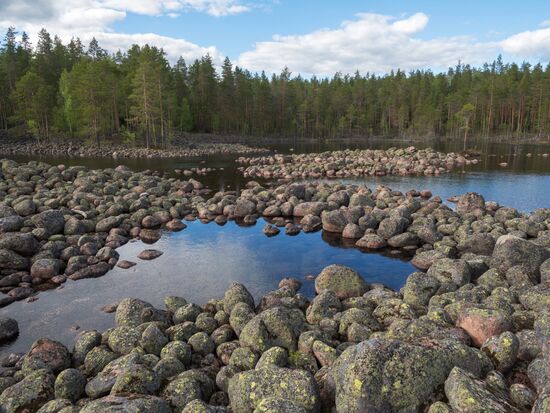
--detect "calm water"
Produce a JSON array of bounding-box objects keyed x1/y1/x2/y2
[
  {"x1": 1, "y1": 138, "x2": 549, "y2": 354},
  {"x1": 0, "y1": 219, "x2": 414, "y2": 354}
]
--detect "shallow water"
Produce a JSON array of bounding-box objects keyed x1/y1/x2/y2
[
  {"x1": 1, "y1": 138, "x2": 549, "y2": 354},
  {"x1": 0, "y1": 219, "x2": 414, "y2": 354}
]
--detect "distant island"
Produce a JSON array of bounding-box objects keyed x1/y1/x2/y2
[{"x1": 1, "y1": 27, "x2": 549, "y2": 147}]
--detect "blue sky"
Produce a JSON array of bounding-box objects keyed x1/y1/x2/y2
[{"x1": 1, "y1": 0, "x2": 550, "y2": 75}]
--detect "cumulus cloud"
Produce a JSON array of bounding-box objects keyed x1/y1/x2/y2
[
  {"x1": 237, "y1": 13, "x2": 500, "y2": 75},
  {"x1": 0, "y1": 0, "x2": 243, "y2": 63},
  {"x1": 501, "y1": 27, "x2": 550, "y2": 60}
]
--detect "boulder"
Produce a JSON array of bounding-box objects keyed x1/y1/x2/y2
[
  {"x1": 491, "y1": 235, "x2": 550, "y2": 279},
  {"x1": 228, "y1": 366, "x2": 320, "y2": 413},
  {"x1": 0, "y1": 317, "x2": 19, "y2": 343},
  {"x1": 0, "y1": 369, "x2": 55, "y2": 412},
  {"x1": 315, "y1": 265, "x2": 367, "y2": 299}
]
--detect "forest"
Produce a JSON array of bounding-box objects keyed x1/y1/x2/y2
[{"x1": 1, "y1": 27, "x2": 550, "y2": 147}]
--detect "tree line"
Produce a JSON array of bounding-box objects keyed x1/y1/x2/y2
[{"x1": 1, "y1": 27, "x2": 550, "y2": 147}]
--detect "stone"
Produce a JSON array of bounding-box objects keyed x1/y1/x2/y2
[
  {"x1": 332, "y1": 338, "x2": 492, "y2": 413},
  {"x1": 31, "y1": 259, "x2": 64, "y2": 279},
  {"x1": 0, "y1": 369, "x2": 55, "y2": 412},
  {"x1": 0, "y1": 317, "x2": 19, "y2": 343},
  {"x1": 228, "y1": 366, "x2": 320, "y2": 413},
  {"x1": 79, "y1": 395, "x2": 171, "y2": 412},
  {"x1": 0, "y1": 248, "x2": 28, "y2": 270},
  {"x1": 456, "y1": 192, "x2": 486, "y2": 215},
  {"x1": 315, "y1": 264, "x2": 367, "y2": 299},
  {"x1": 444, "y1": 367, "x2": 519, "y2": 413},
  {"x1": 321, "y1": 210, "x2": 347, "y2": 233},
  {"x1": 31, "y1": 210, "x2": 65, "y2": 235},
  {"x1": 402, "y1": 272, "x2": 441, "y2": 306},
  {"x1": 137, "y1": 249, "x2": 164, "y2": 260},
  {"x1": 456, "y1": 307, "x2": 512, "y2": 347},
  {"x1": 224, "y1": 282, "x2": 255, "y2": 314},
  {"x1": 481, "y1": 331, "x2": 519, "y2": 372},
  {"x1": 491, "y1": 235, "x2": 550, "y2": 278},
  {"x1": 54, "y1": 368, "x2": 86, "y2": 402},
  {"x1": 22, "y1": 338, "x2": 71, "y2": 374}
]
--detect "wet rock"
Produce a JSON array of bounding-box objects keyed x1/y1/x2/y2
[
  {"x1": 228, "y1": 366, "x2": 320, "y2": 413},
  {"x1": 321, "y1": 210, "x2": 347, "y2": 233},
  {"x1": 315, "y1": 264, "x2": 367, "y2": 299},
  {"x1": 68, "y1": 261, "x2": 110, "y2": 280},
  {"x1": 300, "y1": 215, "x2": 322, "y2": 232},
  {"x1": 137, "y1": 249, "x2": 164, "y2": 260},
  {"x1": 262, "y1": 224, "x2": 280, "y2": 236},
  {"x1": 0, "y1": 317, "x2": 19, "y2": 343},
  {"x1": 31, "y1": 258, "x2": 64, "y2": 279},
  {"x1": 355, "y1": 233, "x2": 386, "y2": 249},
  {"x1": 117, "y1": 260, "x2": 136, "y2": 269},
  {"x1": 166, "y1": 219, "x2": 187, "y2": 231}
]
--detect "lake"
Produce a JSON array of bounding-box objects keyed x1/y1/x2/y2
[{"x1": 1, "y1": 137, "x2": 549, "y2": 354}]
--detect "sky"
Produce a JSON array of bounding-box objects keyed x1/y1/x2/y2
[{"x1": 1, "y1": 0, "x2": 550, "y2": 76}]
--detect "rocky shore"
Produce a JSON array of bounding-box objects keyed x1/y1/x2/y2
[
  {"x1": 0, "y1": 244, "x2": 548, "y2": 411},
  {"x1": 237, "y1": 146, "x2": 479, "y2": 179},
  {"x1": 0, "y1": 139, "x2": 269, "y2": 159},
  {"x1": 0, "y1": 159, "x2": 549, "y2": 411}
]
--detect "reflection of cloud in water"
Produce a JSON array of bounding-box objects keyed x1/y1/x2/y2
[{"x1": 0, "y1": 219, "x2": 414, "y2": 354}]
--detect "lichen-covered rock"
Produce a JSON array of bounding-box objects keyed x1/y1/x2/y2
[
  {"x1": 115, "y1": 298, "x2": 154, "y2": 327},
  {"x1": 519, "y1": 283, "x2": 550, "y2": 312},
  {"x1": 306, "y1": 291, "x2": 341, "y2": 325},
  {"x1": 160, "y1": 375, "x2": 203, "y2": 410},
  {"x1": 444, "y1": 367, "x2": 520, "y2": 413},
  {"x1": 110, "y1": 364, "x2": 160, "y2": 395},
  {"x1": 0, "y1": 369, "x2": 55, "y2": 412},
  {"x1": 481, "y1": 331, "x2": 519, "y2": 372},
  {"x1": 491, "y1": 235, "x2": 550, "y2": 278},
  {"x1": 22, "y1": 338, "x2": 71, "y2": 374},
  {"x1": 107, "y1": 326, "x2": 141, "y2": 355},
  {"x1": 228, "y1": 366, "x2": 320, "y2": 413},
  {"x1": 256, "y1": 346, "x2": 288, "y2": 369},
  {"x1": 402, "y1": 272, "x2": 441, "y2": 306},
  {"x1": 54, "y1": 368, "x2": 86, "y2": 402},
  {"x1": 239, "y1": 306, "x2": 307, "y2": 353},
  {"x1": 315, "y1": 265, "x2": 367, "y2": 299},
  {"x1": 321, "y1": 210, "x2": 347, "y2": 233},
  {"x1": 253, "y1": 397, "x2": 309, "y2": 413},
  {"x1": 223, "y1": 283, "x2": 255, "y2": 314},
  {"x1": 331, "y1": 338, "x2": 492, "y2": 413},
  {"x1": 35, "y1": 398, "x2": 74, "y2": 413},
  {"x1": 229, "y1": 347, "x2": 259, "y2": 371},
  {"x1": 456, "y1": 307, "x2": 512, "y2": 347}
]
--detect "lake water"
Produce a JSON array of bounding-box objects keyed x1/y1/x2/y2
[{"x1": 1, "y1": 138, "x2": 549, "y2": 354}]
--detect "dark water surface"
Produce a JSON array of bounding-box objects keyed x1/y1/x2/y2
[
  {"x1": 0, "y1": 219, "x2": 414, "y2": 354},
  {"x1": 1, "y1": 138, "x2": 549, "y2": 354}
]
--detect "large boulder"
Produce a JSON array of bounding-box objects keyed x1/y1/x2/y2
[
  {"x1": 22, "y1": 338, "x2": 72, "y2": 374},
  {"x1": 0, "y1": 232, "x2": 39, "y2": 256},
  {"x1": 321, "y1": 210, "x2": 347, "y2": 233},
  {"x1": 294, "y1": 202, "x2": 327, "y2": 217},
  {"x1": 31, "y1": 210, "x2": 65, "y2": 235},
  {"x1": 239, "y1": 306, "x2": 307, "y2": 353},
  {"x1": 228, "y1": 366, "x2": 320, "y2": 413},
  {"x1": 444, "y1": 367, "x2": 520, "y2": 413},
  {"x1": 490, "y1": 235, "x2": 550, "y2": 279},
  {"x1": 456, "y1": 192, "x2": 485, "y2": 215},
  {"x1": 0, "y1": 369, "x2": 55, "y2": 412},
  {"x1": 315, "y1": 265, "x2": 367, "y2": 299},
  {"x1": 331, "y1": 338, "x2": 492, "y2": 413}
]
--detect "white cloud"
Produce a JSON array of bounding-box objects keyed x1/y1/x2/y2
[
  {"x1": 501, "y1": 27, "x2": 550, "y2": 60},
  {"x1": 0, "y1": 0, "x2": 234, "y2": 64},
  {"x1": 236, "y1": 12, "x2": 501, "y2": 75}
]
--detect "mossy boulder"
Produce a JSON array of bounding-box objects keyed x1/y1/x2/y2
[
  {"x1": 444, "y1": 367, "x2": 520, "y2": 413},
  {"x1": 315, "y1": 265, "x2": 367, "y2": 299},
  {"x1": 228, "y1": 366, "x2": 320, "y2": 413},
  {"x1": 331, "y1": 338, "x2": 492, "y2": 413},
  {"x1": 0, "y1": 369, "x2": 55, "y2": 412}
]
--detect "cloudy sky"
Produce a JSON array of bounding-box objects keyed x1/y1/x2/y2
[{"x1": 1, "y1": 0, "x2": 549, "y2": 75}]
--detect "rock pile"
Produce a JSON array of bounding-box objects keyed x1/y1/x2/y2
[
  {"x1": 237, "y1": 146, "x2": 478, "y2": 179},
  {"x1": 0, "y1": 140, "x2": 269, "y2": 159},
  {"x1": 0, "y1": 242, "x2": 548, "y2": 411}
]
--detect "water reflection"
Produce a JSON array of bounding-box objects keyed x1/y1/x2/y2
[{"x1": 0, "y1": 219, "x2": 414, "y2": 354}]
